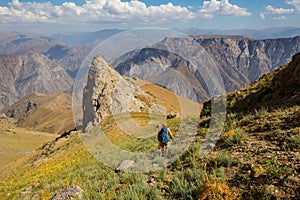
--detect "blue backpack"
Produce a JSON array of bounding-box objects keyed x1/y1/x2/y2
[{"x1": 158, "y1": 127, "x2": 171, "y2": 143}]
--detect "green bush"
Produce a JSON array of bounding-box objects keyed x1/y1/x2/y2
[
  {"x1": 220, "y1": 129, "x2": 245, "y2": 147},
  {"x1": 224, "y1": 113, "x2": 237, "y2": 132},
  {"x1": 215, "y1": 153, "x2": 234, "y2": 167},
  {"x1": 169, "y1": 168, "x2": 204, "y2": 199},
  {"x1": 264, "y1": 158, "x2": 292, "y2": 180},
  {"x1": 287, "y1": 134, "x2": 300, "y2": 150}
]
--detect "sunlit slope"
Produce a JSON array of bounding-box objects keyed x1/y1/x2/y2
[
  {"x1": 0, "y1": 118, "x2": 56, "y2": 169},
  {"x1": 132, "y1": 78, "x2": 202, "y2": 116},
  {"x1": 2, "y1": 92, "x2": 74, "y2": 134}
]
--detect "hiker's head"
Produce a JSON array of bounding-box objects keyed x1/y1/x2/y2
[{"x1": 162, "y1": 122, "x2": 167, "y2": 127}]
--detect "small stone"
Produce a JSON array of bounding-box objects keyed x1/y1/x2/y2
[
  {"x1": 0, "y1": 113, "x2": 6, "y2": 119},
  {"x1": 115, "y1": 160, "x2": 135, "y2": 173},
  {"x1": 149, "y1": 177, "x2": 155, "y2": 184},
  {"x1": 20, "y1": 186, "x2": 32, "y2": 194},
  {"x1": 50, "y1": 185, "x2": 83, "y2": 200}
]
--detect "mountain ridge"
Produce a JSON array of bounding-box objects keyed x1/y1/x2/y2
[
  {"x1": 0, "y1": 52, "x2": 73, "y2": 110},
  {"x1": 114, "y1": 36, "x2": 300, "y2": 103}
]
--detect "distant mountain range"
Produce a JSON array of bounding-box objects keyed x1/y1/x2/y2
[
  {"x1": 51, "y1": 27, "x2": 300, "y2": 45},
  {"x1": 51, "y1": 29, "x2": 125, "y2": 45},
  {"x1": 0, "y1": 31, "x2": 84, "y2": 78},
  {"x1": 180, "y1": 26, "x2": 300, "y2": 39},
  {"x1": 114, "y1": 35, "x2": 300, "y2": 103}
]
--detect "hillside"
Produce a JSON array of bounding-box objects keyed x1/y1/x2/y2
[
  {"x1": 199, "y1": 52, "x2": 300, "y2": 198},
  {"x1": 0, "y1": 117, "x2": 57, "y2": 169},
  {"x1": 1, "y1": 93, "x2": 74, "y2": 134},
  {"x1": 0, "y1": 53, "x2": 299, "y2": 199},
  {"x1": 0, "y1": 60, "x2": 205, "y2": 199}
]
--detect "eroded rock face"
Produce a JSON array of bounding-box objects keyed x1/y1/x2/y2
[
  {"x1": 82, "y1": 56, "x2": 163, "y2": 130},
  {"x1": 114, "y1": 36, "x2": 300, "y2": 103},
  {"x1": 0, "y1": 52, "x2": 73, "y2": 110}
]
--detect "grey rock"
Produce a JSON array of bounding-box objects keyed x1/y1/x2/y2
[
  {"x1": 0, "y1": 113, "x2": 6, "y2": 119},
  {"x1": 50, "y1": 185, "x2": 83, "y2": 200},
  {"x1": 167, "y1": 112, "x2": 179, "y2": 119},
  {"x1": 82, "y1": 56, "x2": 164, "y2": 130},
  {"x1": 115, "y1": 160, "x2": 135, "y2": 173}
]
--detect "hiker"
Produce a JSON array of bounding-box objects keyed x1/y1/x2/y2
[{"x1": 157, "y1": 122, "x2": 174, "y2": 157}]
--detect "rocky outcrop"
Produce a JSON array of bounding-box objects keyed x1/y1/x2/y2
[
  {"x1": 271, "y1": 52, "x2": 300, "y2": 92},
  {"x1": 0, "y1": 52, "x2": 72, "y2": 110},
  {"x1": 82, "y1": 56, "x2": 163, "y2": 130},
  {"x1": 5, "y1": 99, "x2": 37, "y2": 118}
]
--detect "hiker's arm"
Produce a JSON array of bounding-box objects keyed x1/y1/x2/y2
[{"x1": 168, "y1": 128, "x2": 174, "y2": 140}]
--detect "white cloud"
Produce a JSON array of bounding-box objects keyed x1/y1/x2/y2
[
  {"x1": 260, "y1": 5, "x2": 294, "y2": 20},
  {"x1": 259, "y1": 12, "x2": 265, "y2": 20},
  {"x1": 198, "y1": 0, "x2": 252, "y2": 19},
  {"x1": 265, "y1": 5, "x2": 294, "y2": 14},
  {"x1": 0, "y1": 0, "x2": 195, "y2": 24},
  {"x1": 285, "y1": 0, "x2": 300, "y2": 12},
  {"x1": 274, "y1": 16, "x2": 287, "y2": 20}
]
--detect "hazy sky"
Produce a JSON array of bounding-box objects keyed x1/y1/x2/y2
[{"x1": 0, "y1": 0, "x2": 299, "y2": 34}]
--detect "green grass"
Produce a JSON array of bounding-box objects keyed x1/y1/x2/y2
[
  {"x1": 263, "y1": 158, "x2": 293, "y2": 181},
  {"x1": 219, "y1": 129, "x2": 245, "y2": 148},
  {"x1": 0, "y1": 125, "x2": 56, "y2": 169},
  {"x1": 0, "y1": 113, "x2": 234, "y2": 200},
  {"x1": 287, "y1": 134, "x2": 300, "y2": 150}
]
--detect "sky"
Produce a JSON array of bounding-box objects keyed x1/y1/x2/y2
[{"x1": 0, "y1": 0, "x2": 300, "y2": 34}]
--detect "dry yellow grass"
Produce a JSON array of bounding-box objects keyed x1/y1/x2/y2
[
  {"x1": 131, "y1": 79, "x2": 202, "y2": 116},
  {"x1": 2, "y1": 92, "x2": 74, "y2": 134},
  {"x1": 0, "y1": 120, "x2": 56, "y2": 169},
  {"x1": 197, "y1": 181, "x2": 235, "y2": 200}
]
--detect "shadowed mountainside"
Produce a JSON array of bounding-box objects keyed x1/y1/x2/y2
[
  {"x1": 0, "y1": 52, "x2": 73, "y2": 110},
  {"x1": 114, "y1": 36, "x2": 300, "y2": 103},
  {"x1": 0, "y1": 31, "x2": 85, "y2": 78}
]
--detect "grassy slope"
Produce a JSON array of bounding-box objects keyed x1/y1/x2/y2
[
  {"x1": 0, "y1": 115, "x2": 233, "y2": 200},
  {"x1": 0, "y1": 119, "x2": 57, "y2": 170},
  {"x1": 0, "y1": 82, "x2": 209, "y2": 199}
]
